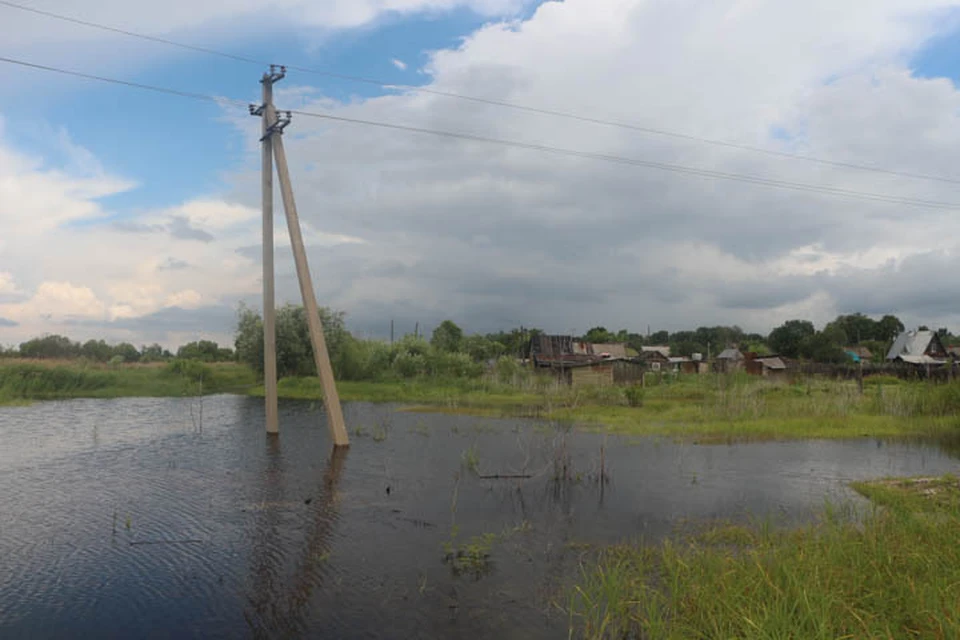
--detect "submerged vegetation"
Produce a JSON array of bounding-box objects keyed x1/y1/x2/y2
[{"x1": 568, "y1": 475, "x2": 960, "y2": 639}]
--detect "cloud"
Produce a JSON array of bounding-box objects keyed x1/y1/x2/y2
[
  {"x1": 8, "y1": 0, "x2": 960, "y2": 345},
  {"x1": 167, "y1": 216, "x2": 215, "y2": 243},
  {"x1": 213, "y1": 0, "x2": 960, "y2": 336},
  {"x1": 391, "y1": 58, "x2": 408, "y2": 71},
  {"x1": 158, "y1": 257, "x2": 191, "y2": 271},
  {"x1": 0, "y1": 317, "x2": 17, "y2": 327}
]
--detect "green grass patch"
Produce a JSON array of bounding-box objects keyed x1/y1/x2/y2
[
  {"x1": 568, "y1": 476, "x2": 960, "y2": 639},
  {"x1": 246, "y1": 373, "x2": 960, "y2": 442},
  {"x1": 0, "y1": 360, "x2": 257, "y2": 401}
]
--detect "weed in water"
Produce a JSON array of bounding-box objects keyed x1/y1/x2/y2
[
  {"x1": 443, "y1": 532, "x2": 498, "y2": 578},
  {"x1": 460, "y1": 446, "x2": 481, "y2": 475}
]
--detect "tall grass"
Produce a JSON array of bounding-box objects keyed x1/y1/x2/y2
[
  {"x1": 0, "y1": 360, "x2": 256, "y2": 401},
  {"x1": 569, "y1": 476, "x2": 960, "y2": 639}
]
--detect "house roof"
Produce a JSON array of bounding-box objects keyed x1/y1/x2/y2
[
  {"x1": 755, "y1": 356, "x2": 786, "y2": 370},
  {"x1": 641, "y1": 345, "x2": 671, "y2": 358},
  {"x1": 717, "y1": 348, "x2": 743, "y2": 360},
  {"x1": 591, "y1": 343, "x2": 629, "y2": 358},
  {"x1": 886, "y1": 330, "x2": 938, "y2": 360},
  {"x1": 898, "y1": 355, "x2": 945, "y2": 365},
  {"x1": 845, "y1": 345, "x2": 873, "y2": 359}
]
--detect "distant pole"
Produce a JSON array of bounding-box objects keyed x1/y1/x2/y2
[
  {"x1": 390, "y1": 319, "x2": 394, "y2": 345},
  {"x1": 251, "y1": 67, "x2": 284, "y2": 435},
  {"x1": 415, "y1": 322, "x2": 419, "y2": 339},
  {"x1": 266, "y1": 103, "x2": 350, "y2": 448}
]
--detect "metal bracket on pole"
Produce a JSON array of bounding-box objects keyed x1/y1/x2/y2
[
  {"x1": 261, "y1": 64, "x2": 286, "y2": 85},
  {"x1": 261, "y1": 111, "x2": 291, "y2": 141}
]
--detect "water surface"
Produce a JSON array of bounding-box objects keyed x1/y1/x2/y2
[{"x1": 1, "y1": 396, "x2": 957, "y2": 638}]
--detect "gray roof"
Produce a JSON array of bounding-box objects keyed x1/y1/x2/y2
[
  {"x1": 886, "y1": 330, "x2": 939, "y2": 361},
  {"x1": 755, "y1": 356, "x2": 787, "y2": 370},
  {"x1": 717, "y1": 348, "x2": 743, "y2": 360},
  {"x1": 641, "y1": 345, "x2": 670, "y2": 357},
  {"x1": 899, "y1": 355, "x2": 944, "y2": 365},
  {"x1": 591, "y1": 343, "x2": 629, "y2": 358}
]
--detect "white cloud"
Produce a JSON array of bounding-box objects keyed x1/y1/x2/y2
[
  {"x1": 391, "y1": 58, "x2": 408, "y2": 71},
  {"x1": 7, "y1": 0, "x2": 960, "y2": 345},
  {"x1": 214, "y1": 0, "x2": 960, "y2": 335}
]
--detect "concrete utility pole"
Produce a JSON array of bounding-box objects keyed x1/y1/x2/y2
[
  {"x1": 268, "y1": 106, "x2": 350, "y2": 448},
  {"x1": 251, "y1": 66, "x2": 284, "y2": 435}
]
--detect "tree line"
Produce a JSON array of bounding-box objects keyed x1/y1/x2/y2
[
  {"x1": 1, "y1": 309, "x2": 946, "y2": 377},
  {"x1": 0, "y1": 335, "x2": 235, "y2": 364}
]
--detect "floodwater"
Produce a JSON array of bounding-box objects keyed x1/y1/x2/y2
[{"x1": 1, "y1": 396, "x2": 958, "y2": 639}]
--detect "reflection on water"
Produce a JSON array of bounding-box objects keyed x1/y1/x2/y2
[{"x1": 0, "y1": 396, "x2": 958, "y2": 638}]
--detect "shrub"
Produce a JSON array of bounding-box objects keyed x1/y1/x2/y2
[
  {"x1": 393, "y1": 352, "x2": 427, "y2": 378},
  {"x1": 167, "y1": 358, "x2": 214, "y2": 384},
  {"x1": 624, "y1": 384, "x2": 645, "y2": 407}
]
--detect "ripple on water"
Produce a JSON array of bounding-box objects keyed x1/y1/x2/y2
[{"x1": 1, "y1": 396, "x2": 959, "y2": 638}]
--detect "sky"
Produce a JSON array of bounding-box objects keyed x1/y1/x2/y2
[{"x1": 3, "y1": 0, "x2": 960, "y2": 349}]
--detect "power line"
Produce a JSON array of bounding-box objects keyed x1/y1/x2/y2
[
  {"x1": 287, "y1": 109, "x2": 960, "y2": 209},
  {"x1": 0, "y1": 54, "x2": 956, "y2": 211},
  {"x1": 0, "y1": 55, "x2": 248, "y2": 107},
  {"x1": 2, "y1": 0, "x2": 958, "y2": 186}
]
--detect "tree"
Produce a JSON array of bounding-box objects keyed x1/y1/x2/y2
[
  {"x1": 112, "y1": 342, "x2": 141, "y2": 363},
  {"x1": 430, "y1": 320, "x2": 464, "y2": 353},
  {"x1": 462, "y1": 334, "x2": 502, "y2": 362},
  {"x1": 80, "y1": 339, "x2": 113, "y2": 362},
  {"x1": 876, "y1": 315, "x2": 905, "y2": 342},
  {"x1": 800, "y1": 332, "x2": 847, "y2": 363},
  {"x1": 140, "y1": 343, "x2": 167, "y2": 362},
  {"x1": 176, "y1": 340, "x2": 233, "y2": 362},
  {"x1": 235, "y1": 304, "x2": 355, "y2": 379},
  {"x1": 583, "y1": 326, "x2": 615, "y2": 343},
  {"x1": 648, "y1": 330, "x2": 669, "y2": 345},
  {"x1": 19, "y1": 335, "x2": 80, "y2": 359},
  {"x1": 767, "y1": 320, "x2": 816, "y2": 358}
]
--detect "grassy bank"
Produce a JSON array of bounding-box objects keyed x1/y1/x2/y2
[
  {"x1": 5, "y1": 359, "x2": 960, "y2": 443},
  {"x1": 568, "y1": 475, "x2": 960, "y2": 639},
  {"x1": 0, "y1": 359, "x2": 256, "y2": 404},
  {"x1": 252, "y1": 373, "x2": 960, "y2": 442}
]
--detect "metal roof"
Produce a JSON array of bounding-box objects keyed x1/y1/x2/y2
[
  {"x1": 886, "y1": 330, "x2": 937, "y2": 360},
  {"x1": 591, "y1": 343, "x2": 629, "y2": 358},
  {"x1": 899, "y1": 355, "x2": 945, "y2": 365},
  {"x1": 641, "y1": 345, "x2": 670, "y2": 357},
  {"x1": 755, "y1": 356, "x2": 786, "y2": 370},
  {"x1": 717, "y1": 348, "x2": 743, "y2": 360}
]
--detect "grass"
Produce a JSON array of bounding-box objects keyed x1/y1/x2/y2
[
  {"x1": 0, "y1": 359, "x2": 257, "y2": 402},
  {"x1": 5, "y1": 358, "x2": 960, "y2": 444},
  {"x1": 568, "y1": 474, "x2": 960, "y2": 639},
  {"x1": 253, "y1": 372, "x2": 960, "y2": 442}
]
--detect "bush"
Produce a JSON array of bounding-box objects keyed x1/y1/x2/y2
[
  {"x1": 624, "y1": 384, "x2": 645, "y2": 407},
  {"x1": 427, "y1": 351, "x2": 483, "y2": 378},
  {"x1": 393, "y1": 352, "x2": 427, "y2": 378},
  {"x1": 167, "y1": 358, "x2": 214, "y2": 384},
  {"x1": 0, "y1": 363, "x2": 115, "y2": 397},
  {"x1": 493, "y1": 356, "x2": 522, "y2": 384}
]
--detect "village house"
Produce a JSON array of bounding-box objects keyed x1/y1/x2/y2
[
  {"x1": 885, "y1": 330, "x2": 949, "y2": 365},
  {"x1": 529, "y1": 334, "x2": 644, "y2": 386},
  {"x1": 745, "y1": 354, "x2": 789, "y2": 380},
  {"x1": 714, "y1": 348, "x2": 745, "y2": 373}
]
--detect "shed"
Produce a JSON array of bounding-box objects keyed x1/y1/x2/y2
[
  {"x1": 715, "y1": 348, "x2": 744, "y2": 373},
  {"x1": 746, "y1": 356, "x2": 788, "y2": 379}
]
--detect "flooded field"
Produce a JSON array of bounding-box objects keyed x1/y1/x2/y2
[{"x1": 1, "y1": 395, "x2": 958, "y2": 638}]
